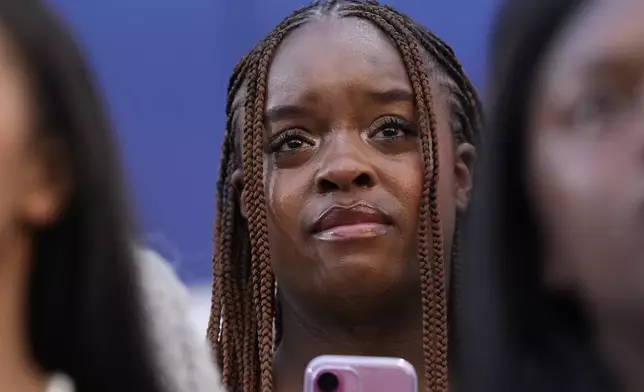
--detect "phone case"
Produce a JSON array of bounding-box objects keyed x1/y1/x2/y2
[{"x1": 303, "y1": 355, "x2": 418, "y2": 392}]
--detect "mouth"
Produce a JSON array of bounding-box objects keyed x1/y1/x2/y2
[{"x1": 310, "y1": 203, "x2": 393, "y2": 242}]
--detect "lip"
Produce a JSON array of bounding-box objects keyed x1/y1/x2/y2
[{"x1": 311, "y1": 203, "x2": 392, "y2": 241}]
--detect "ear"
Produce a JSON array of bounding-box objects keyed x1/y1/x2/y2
[
  {"x1": 453, "y1": 142, "x2": 476, "y2": 213},
  {"x1": 20, "y1": 138, "x2": 71, "y2": 227},
  {"x1": 231, "y1": 168, "x2": 248, "y2": 219}
]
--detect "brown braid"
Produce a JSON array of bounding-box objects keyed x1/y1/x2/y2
[{"x1": 207, "y1": 1, "x2": 483, "y2": 391}]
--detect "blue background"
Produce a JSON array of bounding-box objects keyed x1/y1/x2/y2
[{"x1": 47, "y1": 0, "x2": 499, "y2": 285}]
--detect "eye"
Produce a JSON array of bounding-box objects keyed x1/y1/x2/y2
[
  {"x1": 377, "y1": 127, "x2": 406, "y2": 139},
  {"x1": 572, "y1": 87, "x2": 634, "y2": 126},
  {"x1": 574, "y1": 94, "x2": 616, "y2": 122},
  {"x1": 269, "y1": 129, "x2": 314, "y2": 154},
  {"x1": 279, "y1": 137, "x2": 306, "y2": 151},
  {"x1": 369, "y1": 116, "x2": 416, "y2": 140}
]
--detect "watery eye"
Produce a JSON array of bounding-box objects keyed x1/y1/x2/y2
[
  {"x1": 273, "y1": 134, "x2": 312, "y2": 153},
  {"x1": 368, "y1": 116, "x2": 415, "y2": 141},
  {"x1": 283, "y1": 138, "x2": 304, "y2": 150},
  {"x1": 378, "y1": 127, "x2": 405, "y2": 138}
]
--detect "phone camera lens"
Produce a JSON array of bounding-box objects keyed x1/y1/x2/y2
[{"x1": 316, "y1": 372, "x2": 339, "y2": 392}]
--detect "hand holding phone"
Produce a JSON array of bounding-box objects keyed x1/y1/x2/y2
[{"x1": 303, "y1": 355, "x2": 418, "y2": 392}]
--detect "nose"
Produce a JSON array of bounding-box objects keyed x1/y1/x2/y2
[{"x1": 314, "y1": 138, "x2": 377, "y2": 193}]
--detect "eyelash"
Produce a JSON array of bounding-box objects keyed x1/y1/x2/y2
[
  {"x1": 368, "y1": 116, "x2": 416, "y2": 140},
  {"x1": 268, "y1": 129, "x2": 312, "y2": 154}
]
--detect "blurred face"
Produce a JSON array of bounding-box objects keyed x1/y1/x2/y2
[
  {"x1": 0, "y1": 27, "x2": 65, "y2": 259},
  {"x1": 527, "y1": 0, "x2": 644, "y2": 319},
  {"x1": 231, "y1": 17, "x2": 473, "y2": 315}
]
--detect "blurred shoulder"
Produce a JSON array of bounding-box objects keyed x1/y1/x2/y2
[
  {"x1": 134, "y1": 247, "x2": 224, "y2": 392},
  {"x1": 136, "y1": 247, "x2": 190, "y2": 303}
]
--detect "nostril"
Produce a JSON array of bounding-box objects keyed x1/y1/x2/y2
[
  {"x1": 318, "y1": 178, "x2": 340, "y2": 193},
  {"x1": 353, "y1": 173, "x2": 372, "y2": 188}
]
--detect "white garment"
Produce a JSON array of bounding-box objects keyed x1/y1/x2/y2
[{"x1": 135, "y1": 248, "x2": 224, "y2": 392}]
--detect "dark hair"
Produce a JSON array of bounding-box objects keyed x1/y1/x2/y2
[
  {"x1": 460, "y1": 0, "x2": 614, "y2": 391},
  {"x1": 0, "y1": 2, "x2": 162, "y2": 392},
  {"x1": 207, "y1": 1, "x2": 483, "y2": 391}
]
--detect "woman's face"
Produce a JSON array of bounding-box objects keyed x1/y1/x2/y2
[
  {"x1": 0, "y1": 27, "x2": 65, "y2": 257},
  {"x1": 237, "y1": 16, "x2": 474, "y2": 316},
  {"x1": 527, "y1": 0, "x2": 644, "y2": 319}
]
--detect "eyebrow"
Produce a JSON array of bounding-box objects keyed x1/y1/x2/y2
[
  {"x1": 264, "y1": 104, "x2": 308, "y2": 124},
  {"x1": 367, "y1": 88, "x2": 415, "y2": 104},
  {"x1": 581, "y1": 52, "x2": 644, "y2": 77}
]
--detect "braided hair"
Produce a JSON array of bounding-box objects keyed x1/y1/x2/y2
[{"x1": 208, "y1": 1, "x2": 483, "y2": 391}]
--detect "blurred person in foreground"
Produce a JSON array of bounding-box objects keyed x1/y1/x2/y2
[
  {"x1": 461, "y1": 0, "x2": 644, "y2": 391},
  {"x1": 0, "y1": 1, "x2": 222, "y2": 392}
]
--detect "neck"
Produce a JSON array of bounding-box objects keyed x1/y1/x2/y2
[
  {"x1": 0, "y1": 230, "x2": 46, "y2": 392},
  {"x1": 597, "y1": 315, "x2": 644, "y2": 392},
  {"x1": 273, "y1": 293, "x2": 425, "y2": 392}
]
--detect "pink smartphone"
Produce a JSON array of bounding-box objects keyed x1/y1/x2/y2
[{"x1": 303, "y1": 355, "x2": 418, "y2": 392}]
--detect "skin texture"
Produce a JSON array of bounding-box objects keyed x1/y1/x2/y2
[
  {"x1": 232, "y1": 16, "x2": 474, "y2": 392},
  {"x1": 0, "y1": 25, "x2": 68, "y2": 392},
  {"x1": 527, "y1": 0, "x2": 644, "y2": 389}
]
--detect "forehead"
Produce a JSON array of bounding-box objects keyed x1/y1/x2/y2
[
  {"x1": 266, "y1": 17, "x2": 410, "y2": 106},
  {"x1": 542, "y1": 0, "x2": 644, "y2": 86}
]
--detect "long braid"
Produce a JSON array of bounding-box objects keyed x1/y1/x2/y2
[
  {"x1": 209, "y1": 6, "x2": 322, "y2": 391},
  {"x1": 208, "y1": 53, "x2": 247, "y2": 349},
  {"x1": 339, "y1": 7, "x2": 445, "y2": 389},
  {"x1": 231, "y1": 56, "x2": 257, "y2": 392},
  {"x1": 368, "y1": 13, "x2": 482, "y2": 369},
  {"x1": 208, "y1": 51, "x2": 258, "y2": 390},
  {"x1": 247, "y1": 13, "x2": 322, "y2": 391},
  {"x1": 209, "y1": 1, "x2": 482, "y2": 391},
  {"x1": 449, "y1": 222, "x2": 463, "y2": 371},
  {"x1": 207, "y1": 132, "x2": 227, "y2": 355}
]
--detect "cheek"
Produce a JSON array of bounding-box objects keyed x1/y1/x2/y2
[
  {"x1": 531, "y1": 135, "x2": 606, "y2": 262},
  {"x1": 0, "y1": 68, "x2": 37, "y2": 241},
  {"x1": 265, "y1": 167, "x2": 309, "y2": 245},
  {"x1": 531, "y1": 136, "x2": 602, "y2": 221},
  {"x1": 0, "y1": 115, "x2": 30, "y2": 243},
  {"x1": 385, "y1": 153, "x2": 424, "y2": 231},
  {"x1": 530, "y1": 133, "x2": 644, "y2": 298}
]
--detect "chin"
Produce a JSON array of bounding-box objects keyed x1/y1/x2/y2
[
  {"x1": 317, "y1": 252, "x2": 408, "y2": 292},
  {"x1": 319, "y1": 241, "x2": 397, "y2": 262},
  {"x1": 313, "y1": 267, "x2": 417, "y2": 322}
]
